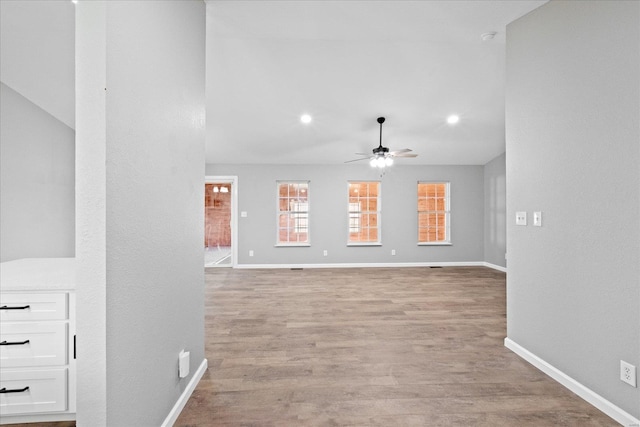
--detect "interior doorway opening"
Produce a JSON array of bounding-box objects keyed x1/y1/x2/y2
[{"x1": 204, "y1": 176, "x2": 237, "y2": 267}]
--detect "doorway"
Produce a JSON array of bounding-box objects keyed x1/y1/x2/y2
[{"x1": 204, "y1": 176, "x2": 237, "y2": 267}]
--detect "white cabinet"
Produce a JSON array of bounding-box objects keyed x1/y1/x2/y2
[
  {"x1": 0, "y1": 290, "x2": 76, "y2": 424},
  {"x1": 0, "y1": 369, "x2": 68, "y2": 415}
]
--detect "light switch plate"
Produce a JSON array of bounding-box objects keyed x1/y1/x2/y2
[
  {"x1": 516, "y1": 212, "x2": 527, "y2": 226},
  {"x1": 533, "y1": 211, "x2": 542, "y2": 227}
]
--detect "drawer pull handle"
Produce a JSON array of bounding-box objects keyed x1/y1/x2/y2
[
  {"x1": 0, "y1": 305, "x2": 30, "y2": 310},
  {"x1": 0, "y1": 340, "x2": 30, "y2": 346},
  {"x1": 0, "y1": 386, "x2": 30, "y2": 394}
]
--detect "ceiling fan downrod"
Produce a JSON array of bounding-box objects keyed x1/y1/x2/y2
[{"x1": 374, "y1": 117, "x2": 389, "y2": 155}]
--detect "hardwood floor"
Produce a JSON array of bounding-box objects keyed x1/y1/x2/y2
[{"x1": 175, "y1": 266, "x2": 616, "y2": 426}]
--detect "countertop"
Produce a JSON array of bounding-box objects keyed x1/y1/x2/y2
[{"x1": 0, "y1": 258, "x2": 76, "y2": 291}]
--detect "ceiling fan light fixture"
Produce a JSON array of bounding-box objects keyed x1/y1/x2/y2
[{"x1": 346, "y1": 116, "x2": 417, "y2": 167}]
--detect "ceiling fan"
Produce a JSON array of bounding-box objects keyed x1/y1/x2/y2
[{"x1": 345, "y1": 117, "x2": 418, "y2": 168}]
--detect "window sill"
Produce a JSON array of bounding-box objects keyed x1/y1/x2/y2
[
  {"x1": 418, "y1": 242, "x2": 452, "y2": 246},
  {"x1": 274, "y1": 243, "x2": 311, "y2": 247},
  {"x1": 347, "y1": 243, "x2": 382, "y2": 247}
]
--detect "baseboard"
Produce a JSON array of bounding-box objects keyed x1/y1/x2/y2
[
  {"x1": 504, "y1": 338, "x2": 640, "y2": 427},
  {"x1": 236, "y1": 261, "x2": 488, "y2": 269},
  {"x1": 161, "y1": 358, "x2": 208, "y2": 427},
  {"x1": 483, "y1": 262, "x2": 507, "y2": 272}
]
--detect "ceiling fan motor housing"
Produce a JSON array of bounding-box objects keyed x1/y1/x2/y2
[{"x1": 373, "y1": 146, "x2": 390, "y2": 155}]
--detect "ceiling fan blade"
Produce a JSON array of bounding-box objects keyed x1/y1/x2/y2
[
  {"x1": 344, "y1": 157, "x2": 371, "y2": 163},
  {"x1": 388, "y1": 148, "x2": 412, "y2": 155},
  {"x1": 354, "y1": 152, "x2": 371, "y2": 156},
  {"x1": 392, "y1": 153, "x2": 418, "y2": 158}
]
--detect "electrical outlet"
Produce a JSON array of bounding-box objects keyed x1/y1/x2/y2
[
  {"x1": 391, "y1": 249, "x2": 396, "y2": 256},
  {"x1": 249, "y1": 250, "x2": 254, "y2": 257},
  {"x1": 620, "y1": 360, "x2": 637, "y2": 387},
  {"x1": 516, "y1": 211, "x2": 527, "y2": 226},
  {"x1": 533, "y1": 211, "x2": 542, "y2": 227},
  {"x1": 179, "y1": 350, "x2": 190, "y2": 379},
  {"x1": 323, "y1": 250, "x2": 328, "y2": 256}
]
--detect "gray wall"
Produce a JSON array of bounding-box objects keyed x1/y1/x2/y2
[
  {"x1": 506, "y1": 0, "x2": 639, "y2": 419},
  {"x1": 206, "y1": 163, "x2": 485, "y2": 266},
  {"x1": 0, "y1": 82, "x2": 75, "y2": 262},
  {"x1": 76, "y1": 1, "x2": 205, "y2": 425},
  {"x1": 483, "y1": 152, "x2": 506, "y2": 268}
]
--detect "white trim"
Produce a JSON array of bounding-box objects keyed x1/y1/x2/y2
[
  {"x1": 483, "y1": 262, "x2": 507, "y2": 272},
  {"x1": 205, "y1": 176, "x2": 238, "y2": 267},
  {"x1": 235, "y1": 261, "x2": 488, "y2": 269},
  {"x1": 161, "y1": 358, "x2": 208, "y2": 427},
  {"x1": 504, "y1": 338, "x2": 640, "y2": 427}
]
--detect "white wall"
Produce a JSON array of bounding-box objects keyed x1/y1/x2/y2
[
  {"x1": 506, "y1": 0, "x2": 639, "y2": 419},
  {"x1": 206, "y1": 163, "x2": 485, "y2": 266},
  {"x1": 76, "y1": 1, "x2": 206, "y2": 425},
  {"x1": 0, "y1": 82, "x2": 75, "y2": 262},
  {"x1": 483, "y1": 152, "x2": 506, "y2": 268}
]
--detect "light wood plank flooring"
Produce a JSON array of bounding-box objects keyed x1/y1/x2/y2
[{"x1": 175, "y1": 266, "x2": 616, "y2": 426}]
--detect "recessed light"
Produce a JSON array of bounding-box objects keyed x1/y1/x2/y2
[
  {"x1": 300, "y1": 114, "x2": 312, "y2": 124},
  {"x1": 446, "y1": 114, "x2": 460, "y2": 125}
]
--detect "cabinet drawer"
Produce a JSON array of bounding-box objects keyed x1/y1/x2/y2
[
  {"x1": 0, "y1": 368, "x2": 67, "y2": 415},
  {"x1": 0, "y1": 323, "x2": 67, "y2": 368},
  {"x1": 0, "y1": 293, "x2": 67, "y2": 321}
]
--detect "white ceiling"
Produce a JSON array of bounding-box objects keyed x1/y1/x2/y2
[
  {"x1": 0, "y1": 0, "x2": 75, "y2": 130},
  {"x1": 1, "y1": 0, "x2": 547, "y2": 166},
  {"x1": 206, "y1": 0, "x2": 547, "y2": 166}
]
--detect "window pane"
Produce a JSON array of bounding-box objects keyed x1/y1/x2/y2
[
  {"x1": 417, "y1": 182, "x2": 449, "y2": 244},
  {"x1": 348, "y1": 182, "x2": 380, "y2": 244},
  {"x1": 277, "y1": 181, "x2": 309, "y2": 244}
]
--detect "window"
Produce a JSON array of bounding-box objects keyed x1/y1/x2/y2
[
  {"x1": 348, "y1": 181, "x2": 380, "y2": 244},
  {"x1": 277, "y1": 181, "x2": 309, "y2": 245},
  {"x1": 418, "y1": 182, "x2": 450, "y2": 244}
]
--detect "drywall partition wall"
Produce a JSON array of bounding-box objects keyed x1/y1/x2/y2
[
  {"x1": 506, "y1": 0, "x2": 639, "y2": 421},
  {"x1": 206, "y1": 164, "x2": 484, "y2": 266},
  {"x1": 483, "y1": 152, "x2": 506, "y2": 269},
  {"x1": 76, "y1": 1, "x2": 206, "y2": 425},
  {"x1": 0, "y1": 83, "x2": 75, "y2": 262},
  {"x1": 76, "y1": 2, "x2": 107, "y2": 423}
]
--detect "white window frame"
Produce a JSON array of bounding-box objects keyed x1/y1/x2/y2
[
  {"x1": 417, "y1": 181, "x2": 451, "y2": 245},
  {"x1": 347, "y1": 181, "x2": 382, "y2": 246},
  {"x1": 276, "y1": 180, "x2": 310, "y2": 247}
]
